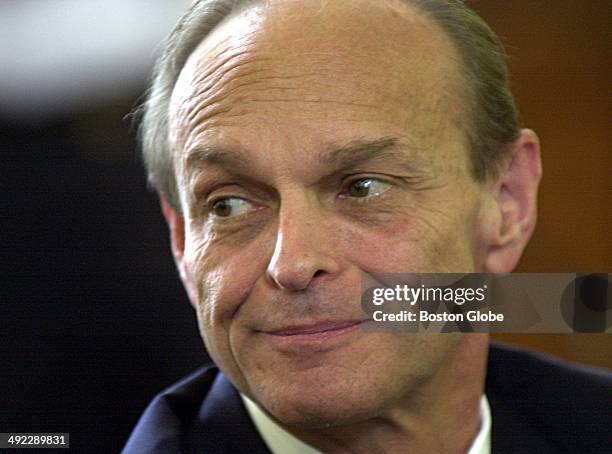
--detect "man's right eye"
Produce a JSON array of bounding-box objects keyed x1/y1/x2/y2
[{"x1": 210, "y1": 197, "x2": 253, "y2": 218}]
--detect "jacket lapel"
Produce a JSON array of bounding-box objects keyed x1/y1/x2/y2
[{"x1": 184, "y1": 372, "x2": 271, "y2": 454}]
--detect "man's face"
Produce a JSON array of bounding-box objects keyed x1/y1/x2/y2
[{"x1": 169, "y1": 0, "x2": 489, "y2": 427}]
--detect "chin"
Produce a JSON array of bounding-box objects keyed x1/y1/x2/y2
[
  {"x1": 251, "y1": 368, "x2": 395, "y2": 429},
  {"x1": 268, "y1": 396, "x2": 378, "y2": 429}
]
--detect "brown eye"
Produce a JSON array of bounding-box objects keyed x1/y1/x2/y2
[
  {"x1": 347, "y1": 178, "x2": 391, "y2": 198},
  {"x1": 211, "y1": 197, "x2": 252, "y2": 218}
]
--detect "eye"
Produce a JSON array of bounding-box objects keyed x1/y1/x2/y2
[
  {"x1": 345, "y1": 178, "x2": 391, "y2": 199},
  {"x1": 210, "y1": 197, "x2": 254, "y2": 218}
]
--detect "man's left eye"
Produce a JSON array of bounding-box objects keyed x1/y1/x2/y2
[
  {"x1": 210, "y1": 197, "x2": 254, "y2": 218},
  {"x1": 345, "y1": 178, "x2": 391, "y2": 199}
]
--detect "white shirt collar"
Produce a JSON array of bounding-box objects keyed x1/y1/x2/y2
[
  {"x1": 241, "y1": 394, "x2": 491, "y2": 454},
  {"x1": 241, "y1": 394, "x2": 320, "y2": 454},
  {"x1": 468, "y1": 395, "x2": 491, "y2": 454}
]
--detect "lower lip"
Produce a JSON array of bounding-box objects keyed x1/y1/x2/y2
[{"x1": 260, "y1": 321, "x2": 363, "y2": 349}]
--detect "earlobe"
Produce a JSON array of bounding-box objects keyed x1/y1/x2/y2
[{"x1": 484, "y1": 129, "x2": 542, "y2": 273}]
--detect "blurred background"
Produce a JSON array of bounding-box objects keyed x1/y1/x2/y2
[{"x1": 1, "y1": 0, "x2": 610, "y2": 452}]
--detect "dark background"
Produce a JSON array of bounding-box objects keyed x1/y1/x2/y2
[
  {"x1": 2, "y1": 103, "x2": 208, "y2": 453},
  {"x1": 1, "y1": 1, "x2": 610, "y2": 453}
]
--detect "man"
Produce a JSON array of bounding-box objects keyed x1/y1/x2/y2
[{"x1": 124, "y1": 0, "x2": 611, "y2": 452}]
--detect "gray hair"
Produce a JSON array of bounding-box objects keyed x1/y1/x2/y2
[{"x1": 137, "y1": 0, "x2": 519, "y2": 211}]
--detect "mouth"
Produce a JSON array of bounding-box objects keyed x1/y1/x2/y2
[{"x1": 258, "y1": 320, "x2": 364, "y2": 349}]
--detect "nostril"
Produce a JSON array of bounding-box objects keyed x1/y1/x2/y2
[{"x1": 313, "y1": 269, "x2": 325, "y2": 279}]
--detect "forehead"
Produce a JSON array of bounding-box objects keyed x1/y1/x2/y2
[{"x1": 169, "y1": 0, "x2": 462, "y2": 162}]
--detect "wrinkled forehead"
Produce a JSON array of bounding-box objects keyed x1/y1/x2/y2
[{"x1": 169, "y1": 0, "x2": 461, "y2": 150}]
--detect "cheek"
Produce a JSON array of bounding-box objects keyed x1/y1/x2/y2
[
  {"x1": 340, "y1": 201, "x2": 477, "y2": 273},
  {"x1": 344, "y1": 226, "x2": 420, "y2": 272},
  {"x1": 183, "y1": 225, "x2": 271, "y2": 361}
]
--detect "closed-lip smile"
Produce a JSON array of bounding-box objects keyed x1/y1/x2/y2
[
  {"x1": 267, "y1": 320, "x2": 363, "y2": 336},
  {"x1": 258, "y1": 320, "x2": 364, "y2": 349}
]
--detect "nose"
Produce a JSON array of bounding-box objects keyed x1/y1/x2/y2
[{"x1": 267, "y1": 196, "x2": 341, "y2": 291}]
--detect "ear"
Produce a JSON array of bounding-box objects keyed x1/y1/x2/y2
[
  {"x1": 483, "y1": 129, "x2": 542, "y2": 273},
  {"x1": 160, "y1": 193, "x2": 198, "y2": 306}
]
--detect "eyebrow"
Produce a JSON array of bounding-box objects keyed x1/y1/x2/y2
[
  {"x1": 184, "y1": 137, "x2": 429, "y2": 176},
  {"x1": 318, "y1": 137, "x2": 428, "y2": 174},
  {"x1": 185, "y1": 146, "x2": 249, "y2": 171}
]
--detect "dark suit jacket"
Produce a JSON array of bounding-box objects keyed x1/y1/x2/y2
[{"x1": 123, "y1": 344, "x2": 612, "y2": 453}]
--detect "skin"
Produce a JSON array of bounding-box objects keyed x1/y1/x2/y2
[{"x1": 161, "y1": 0, "x2": 542, "y2": 452}]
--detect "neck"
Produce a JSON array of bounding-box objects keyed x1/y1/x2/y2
[{"x1": 286, "y1": 335, "x2": 489, "y2": 454}]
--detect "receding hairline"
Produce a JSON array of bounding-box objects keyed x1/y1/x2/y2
[
  {"x1": 138, "y1": 0, "x2": 519, "y2": 212},
  {"x1": 168, "y1": 0, "x2": 464, "y2": 156}
]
